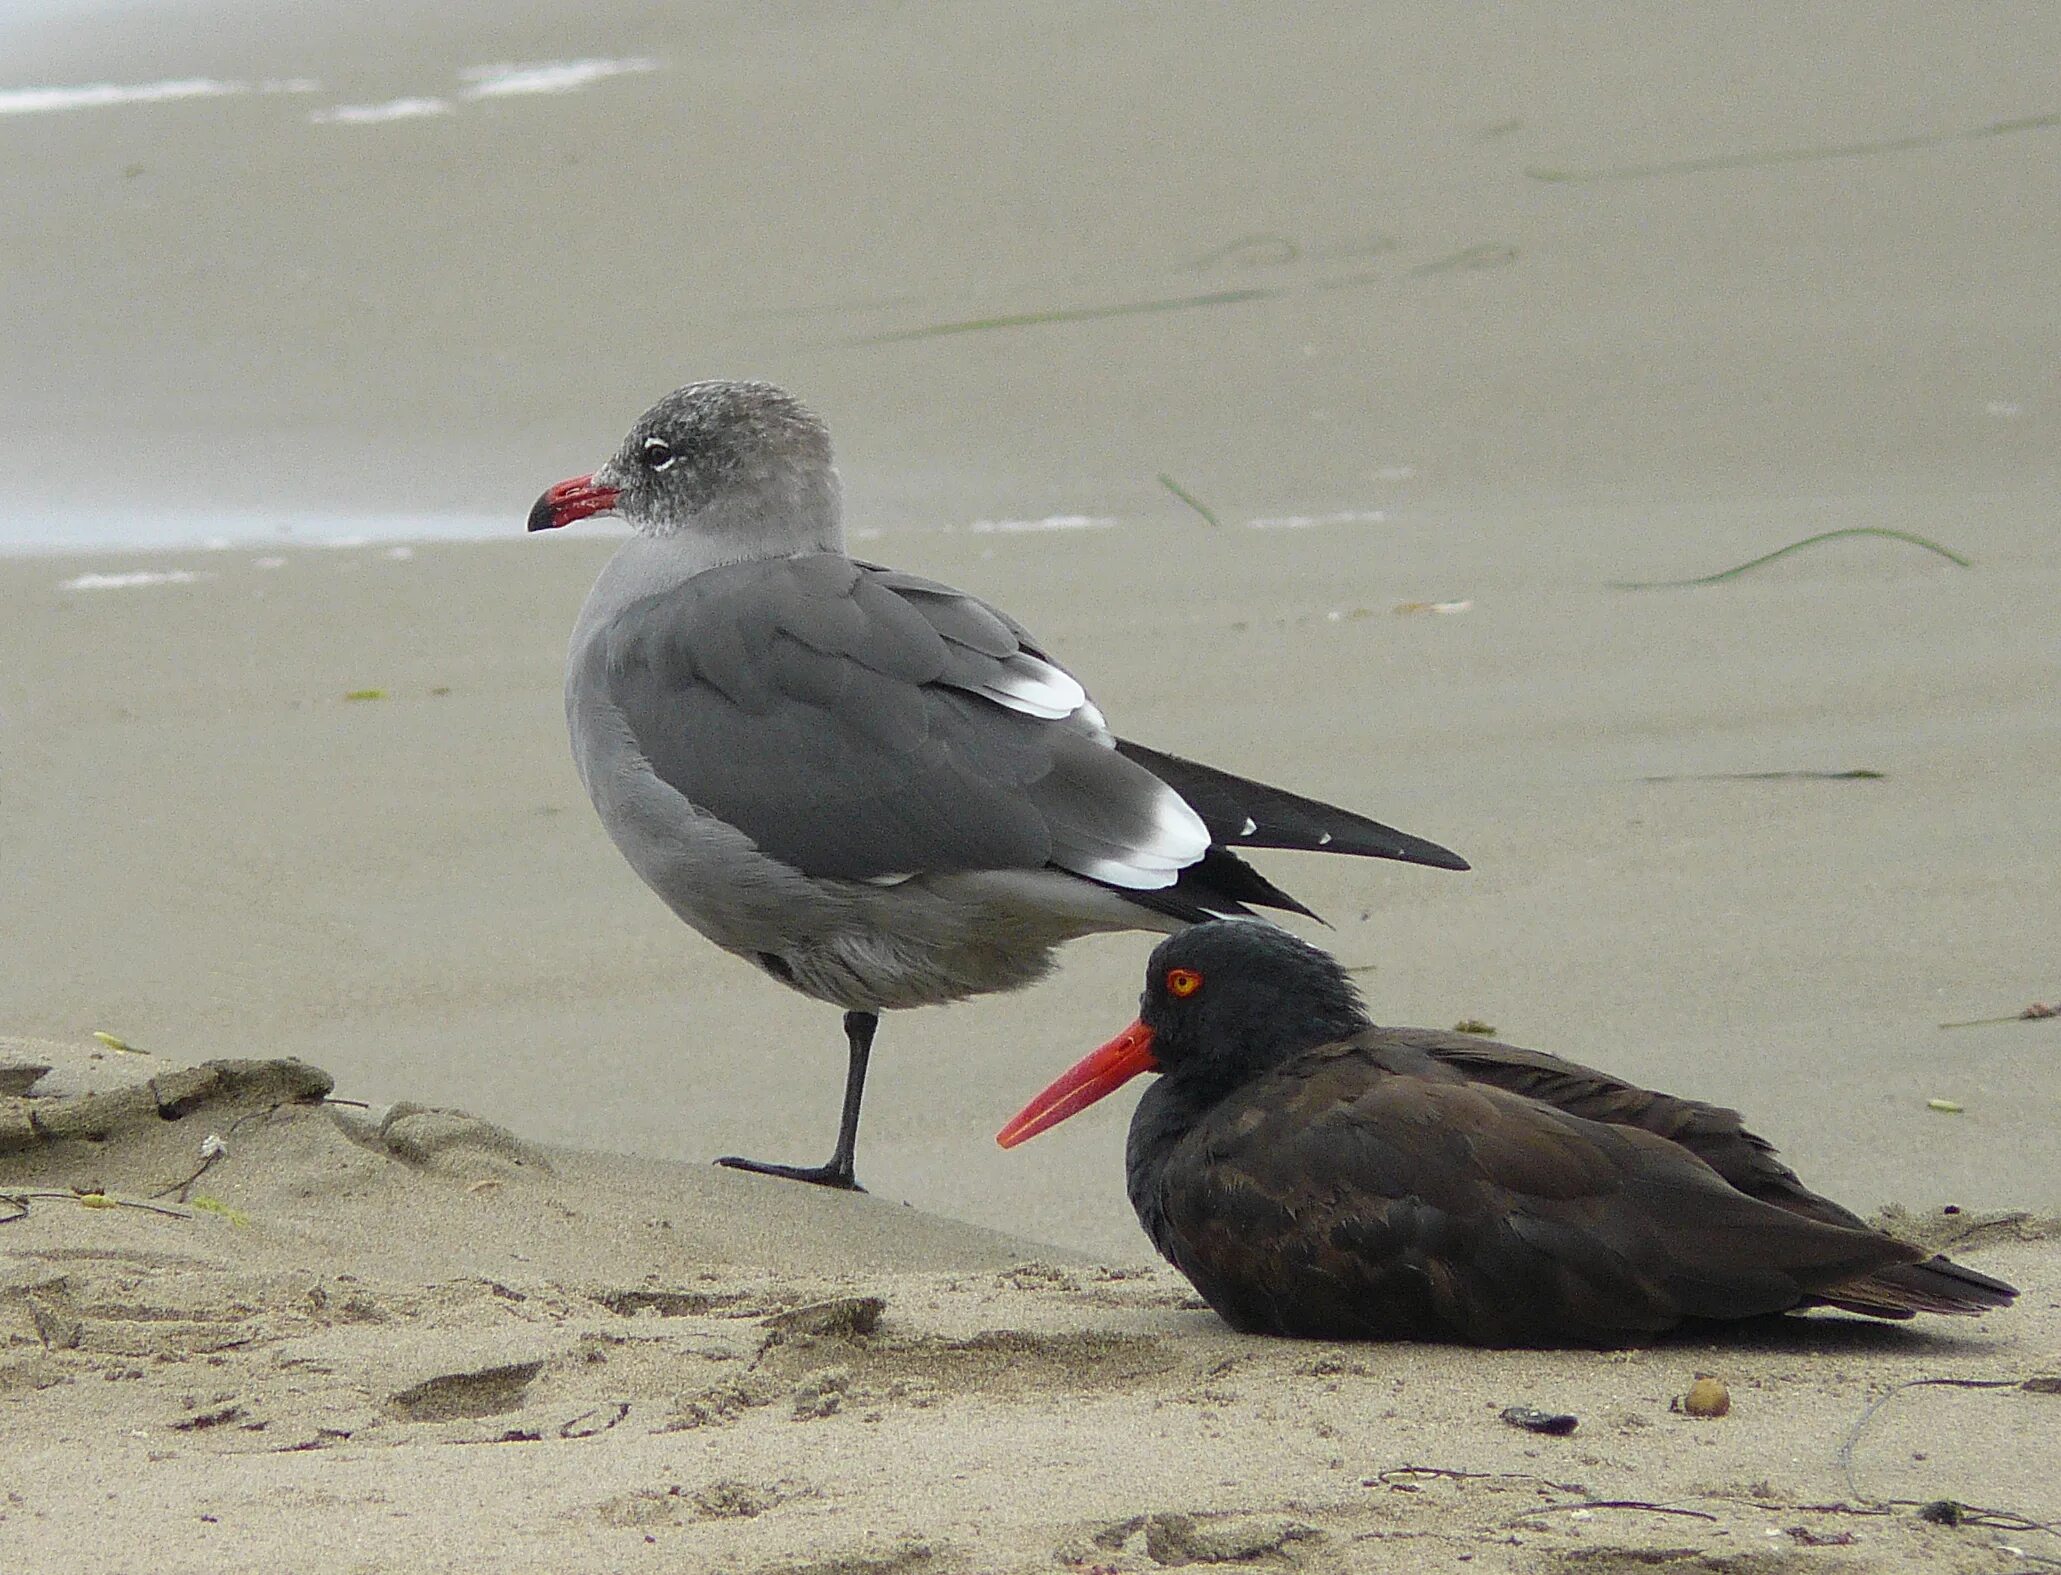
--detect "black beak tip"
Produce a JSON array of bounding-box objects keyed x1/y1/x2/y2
[{"x1": 526, "y1": 491, "x2": 562, "y2": 533}]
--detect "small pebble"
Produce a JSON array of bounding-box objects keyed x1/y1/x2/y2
[
  {"x1": 1676, "y1": 1376, "x2": 1731, "y2": 1418},
  {"x1": 1500, "y1": 1405, "x2": 1578, "y2": 1436}
]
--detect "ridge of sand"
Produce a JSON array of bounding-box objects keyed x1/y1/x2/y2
[{"x1": 4, "y1": 1037, "x2": 2056, "y2": 1574}]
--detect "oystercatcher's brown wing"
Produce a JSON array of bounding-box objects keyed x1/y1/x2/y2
[
  {"x1": 1148, "y1": 1047, "x2": 1923, "y2": 1347},
  {"x1": 1383, "y1": 1027, "x2": 1864, "y2": 1224},
  {"x1": 1380, "y1": 1029, "x2": 2016, "y2": 1317}
]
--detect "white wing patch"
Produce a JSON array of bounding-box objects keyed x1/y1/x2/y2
[
  {"x1": 976, "y1": 652, "x2": 1087, "y2": 720},
  {"x1": 1067, "y1": 781, "x2": 1211, "y2": 890},
  {"x1": 1156, "y1": 790, "x2": 1213, "y2": 862},
  {"x1": 963, "y1": 642, "x2": 1205, "y2": 890}
]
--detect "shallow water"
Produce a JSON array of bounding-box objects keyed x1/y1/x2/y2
[
  {"x1": 0, "y1": 507, "x2": 522, "y2": 554},
  {"x1": 6, "y1": 1, "x2": 2053, "y2": 554}
]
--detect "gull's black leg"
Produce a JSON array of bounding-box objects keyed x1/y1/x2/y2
[{"x1": 716, "y1": 1010, "x2": 876, "y2": 1191}]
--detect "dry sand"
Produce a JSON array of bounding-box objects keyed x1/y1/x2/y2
[
  {"x1": 5, "y1": 1, "x2": 2061, "y2": 1569},
  {"x1": 4, "y1": 1039, "x2": 2056, "y2": 1575}
]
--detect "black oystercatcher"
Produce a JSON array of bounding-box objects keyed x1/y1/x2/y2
[
  {"x1": 529, "y1": 381, "x2": 1466, "y2": 1190},
  {"x1": 998, "y1": 922, "x2": 2016, "y2": 1346}
]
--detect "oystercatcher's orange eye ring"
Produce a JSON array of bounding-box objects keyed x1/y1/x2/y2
[{"x1": 1165, "y1": 967, "x2": 1203, "y2": 998}]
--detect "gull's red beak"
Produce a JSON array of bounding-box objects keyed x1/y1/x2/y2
[
  {"x1": 527, "y1": 473, "x2": 621, "y2": 532},
  {"x1": 997, "y1": 1019, "x2": 1159, "y2": 1149}
]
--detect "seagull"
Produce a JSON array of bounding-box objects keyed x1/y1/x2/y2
[
  {"x1": 529, "y1": 380, "x2": 1466, "y2": 1189},
  {"x1": 1000, "y1": 922, "x2": 2018, "y2": 1346}
]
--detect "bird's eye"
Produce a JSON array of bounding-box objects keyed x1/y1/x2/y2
[
  {"x1": 641, "y1": 436, "x2": 675, "y2": 471},
  {"x1": 1165, "y1": 967, "x2": 1203, "y2": 998}
]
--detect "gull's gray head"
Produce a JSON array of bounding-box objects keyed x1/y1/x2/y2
[{"x1": 528, "y1": 380, "x2": 844, "y2": 558}]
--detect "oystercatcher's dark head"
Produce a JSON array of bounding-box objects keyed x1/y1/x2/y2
[
  {"x1": 527, "y1": 380, "x2": 840, "y2": 554},
  {"x1": 997, "y1": 921, "x2": 1370, "y2": 1148}
]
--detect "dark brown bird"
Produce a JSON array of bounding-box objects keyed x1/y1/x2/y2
[{"x1": 998, "y1": 923, "x2": 2016, "y2": 1347}]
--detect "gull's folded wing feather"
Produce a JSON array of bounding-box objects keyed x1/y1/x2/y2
[{"x1": 587, "y1": 555, "x2": 1206, "y2": 886}]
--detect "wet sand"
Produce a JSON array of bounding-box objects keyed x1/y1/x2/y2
[
  {"x1": 3, "y1": 3, "x2": 2055, "y2": 533},
  {"x1": 5, "y1": 511, "x2": 2057, "y2": 1259},
  {"x1": 5, "y1": 1, "x2": 2060, "y2": 1569}
]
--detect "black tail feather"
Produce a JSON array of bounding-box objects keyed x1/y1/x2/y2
[
  {"x1": 1117, "y1": 739, "x2": 1469, "y2": 872},
  {"x1": 1090, "y1": 845, "x2": 1320, "y2": 926},
  {"x1": 1821, "y1": 1253, "x2": 2019, "y2": 1319}
]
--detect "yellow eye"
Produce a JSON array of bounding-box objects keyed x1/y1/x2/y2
[{"x1": 1165, "y1": 967, "x2": 1203, "y2": 998}]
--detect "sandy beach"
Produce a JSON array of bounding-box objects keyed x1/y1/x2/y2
[
  {"x1": 7, "y1": 516, "x2": 2057, "y2": 1260},
  {"x1": 5, "y1": 1, "x2": 2059, "y2": 1569},
  {"x1": 3, "y1": 1038, "x2": 2055, "y2": 1574}
]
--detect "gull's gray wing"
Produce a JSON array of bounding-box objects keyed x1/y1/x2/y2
[{"x1": 581, "y1": 553, "x2": 1208, "y2": 887}]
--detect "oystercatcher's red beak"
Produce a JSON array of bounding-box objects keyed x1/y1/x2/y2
[
  {"x1": 527, "y1": 473, "x2": 620, "y2": 531},
  {"x1": 996, "y1": 1019, "x2": 1159, "y2": 1149}
]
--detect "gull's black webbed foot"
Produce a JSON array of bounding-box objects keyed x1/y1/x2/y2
[{"x1": 714, "y1": 1153, "x2": 865, "y2": 1192}]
